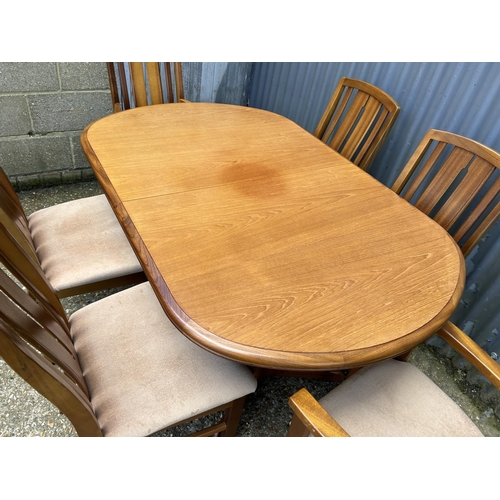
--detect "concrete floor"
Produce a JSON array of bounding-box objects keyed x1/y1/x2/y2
[{"x1": 0, "y1": 180, "x2": 499, "y2": 437}]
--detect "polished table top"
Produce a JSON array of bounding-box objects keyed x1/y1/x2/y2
[{"x1": 81, "y1": 103, "x2": 465, "y2": 370}]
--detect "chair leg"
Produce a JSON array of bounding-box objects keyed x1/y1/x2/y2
[
  {"x1": 286, "y1": 413, "x2": 310, "y2": 437},
  {"x1": 217, "y1": 396, "x2": 247, "y2": 437},
  {"x1": 395, "y1": 349, "x2": 413, "y2": 362},
  {"x1": 345, "y1": 367, "x2": 360, "y2": 378},
  {"x1": 251, "y1": 366, "x2": 265, "y2": 383}
]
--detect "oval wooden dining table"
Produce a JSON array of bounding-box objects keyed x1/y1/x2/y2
[{"x1": 81, "y1": 103, "x2": 465, "y2": 371}]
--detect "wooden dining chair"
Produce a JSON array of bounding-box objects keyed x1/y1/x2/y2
[
  {"x1": 107, "y1": 62, "x2": 186, "y2": 113},
  {"x1": 391, "y1": 129, "x2": 500, "y2": 258},
  {"x1": 0, "y1": 220, "x2": 257, "y2": 437},
  {"x1": 314, "y1": 77, "x2": 400, "y2": 171},
  {"x1": 267, "y1": 131, "x2": 500, "y2": 385},
  {"x1": 0, "y1": 167, "x2": 145, "y2": 298},
  {"x1": 287, "y1": 321, "x2": 500, "y2": 436},
  {"x1": 388, "y1": 130, "x2": 500, "y2": 364}
]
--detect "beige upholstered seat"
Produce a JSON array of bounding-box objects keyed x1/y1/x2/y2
[
  {"x1": 0, "y1": 220, "x2": 257, "y2": 437},
  {"x1": 28, "y1": 194, "x2": 144, "y2": 296},
  {"x1": 287, "y1": 322, "x2": 500, "y2": 437},
  {"x1": 70, "y1": 282, "x2": 257, "y2": 437},
  {"x1": 0, "y1": 167, "x2": 145, "y2": 298},
  {"x1": 316, "y1": 360, "x2": 482, "y2": 437}
]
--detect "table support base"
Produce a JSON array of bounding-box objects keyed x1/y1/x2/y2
[{"x1": 251, "y1": 367, "x2": 347, "y2": 383}]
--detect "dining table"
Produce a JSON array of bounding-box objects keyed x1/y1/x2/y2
[{"x1": 81, "y1": 102, "x2": 465, "y2": 372}]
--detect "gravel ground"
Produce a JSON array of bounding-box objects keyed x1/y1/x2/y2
[{"x1": 1, "y1": 180, "x2": 499, "y2": 437}]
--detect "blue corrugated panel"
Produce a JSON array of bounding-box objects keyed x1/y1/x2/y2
[{"x1": 183, "y1": 62, "x2": 253, "y2": 105}]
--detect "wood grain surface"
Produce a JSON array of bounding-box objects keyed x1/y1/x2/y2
[{"x1": 81, "y1": 103, "x2": 465, "y2": 370}]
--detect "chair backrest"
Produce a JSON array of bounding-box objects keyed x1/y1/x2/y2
[
  {"x1": 391, "y1": 129, "x2": 500, "y2": 258},
  {"x1": 0, "y1": 221, "x2": 102, "y2": 436},
  {"x1": 0, "y1": 167, "x2": 64, "y2": 316},
  {"x1": 0, "y1": 167, "x2": 38, "y2": 262},
  {"x1": 107, "y1": 62, "x2": 185, "y2": 113},
  {"x1": 314, "y1": 77, "x2": 400, "y2": 171},
  {"x1": 0, "y1": 168, "x2": 25, "y2": 214}
]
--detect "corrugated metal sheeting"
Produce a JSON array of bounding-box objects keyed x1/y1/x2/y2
[
  {"x1": 248, "y1": 62, "x2": 500, "y2": 370},
  {"x1": 183, "y1": 62, "x2": 253, "y2": 105}
]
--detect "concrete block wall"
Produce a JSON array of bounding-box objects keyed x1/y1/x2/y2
[{"x1": 0, "y1": 62, "x2": 112, "y2": 189}]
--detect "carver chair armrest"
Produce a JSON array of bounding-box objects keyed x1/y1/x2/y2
[
  {"x1": 287, "y1": 388, "x2": 350, "y2": 437},
  {"x1": 437, "y1": 321, "x2": 500, "y2": 390}
]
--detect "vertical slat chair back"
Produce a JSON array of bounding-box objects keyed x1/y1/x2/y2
[
  {"x1": 0, "y1": 169, "x2": 38, "y2": 262},
  {"x1": 0, "y1": 226, "x2": 102, "y2": 436},
  {"x1": 314, "y1": 77, "x2": 400, "y2": 171},
  {"x1": 391, "y1": 129, "x2": 500, "y2": 257},
  {"x1": 0, "y1": 219, "x2": 69, "y2": 327},
  {"x1": 0, "y1": 168, "x2": 26, "y2": 214},
  {"x1": 107, "y1": 62, "x2": 185, "y2": 112}
]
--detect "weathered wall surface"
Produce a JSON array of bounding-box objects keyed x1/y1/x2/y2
[
  {"x1": 0, "y1": 62, "x2": 112, "y2": 188},
  {"x1": 1, "y1": 62, "x2": 254, "y2": 189}
]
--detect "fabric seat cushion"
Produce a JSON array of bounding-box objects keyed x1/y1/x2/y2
[
  {"x1": 70, "y1": 282, "x2": 257, "y2": 437},
  {"x1": 28, "y1": 194, "x2": 143, "y2": 292},
  {"x1": 319, "y1": 359, "x2": 483, "y2": 437}
]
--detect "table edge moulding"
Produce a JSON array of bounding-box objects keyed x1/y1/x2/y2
[{"x1": 81, "y1": 103, "x2": 465, "y2": 371}]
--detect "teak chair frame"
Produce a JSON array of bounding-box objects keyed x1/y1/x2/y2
[
  {"x1": 107, "y1": 62, "x2": 186, "y2": 113},
  {"x1": 390, "y1": 129, "x2": 500, "y2": 363},
  {"x1": 391, "y1": 128, "x2": 500, "y2": 258},
  {"x1": 0, "y1": 167, "x2": 146, "y2": 298},
  {"x1": 314, "y1": 77, "x2": 400, "y2": 171},
  {"x1": 0, "y1": 221, "x2": 252, "y2": 437},
  {"x1": 287, "y1": 320, "x2": 500, "y2": 437},
  {"x1": 287, "y1": 129, "x2": 500, "y2": 435}
]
